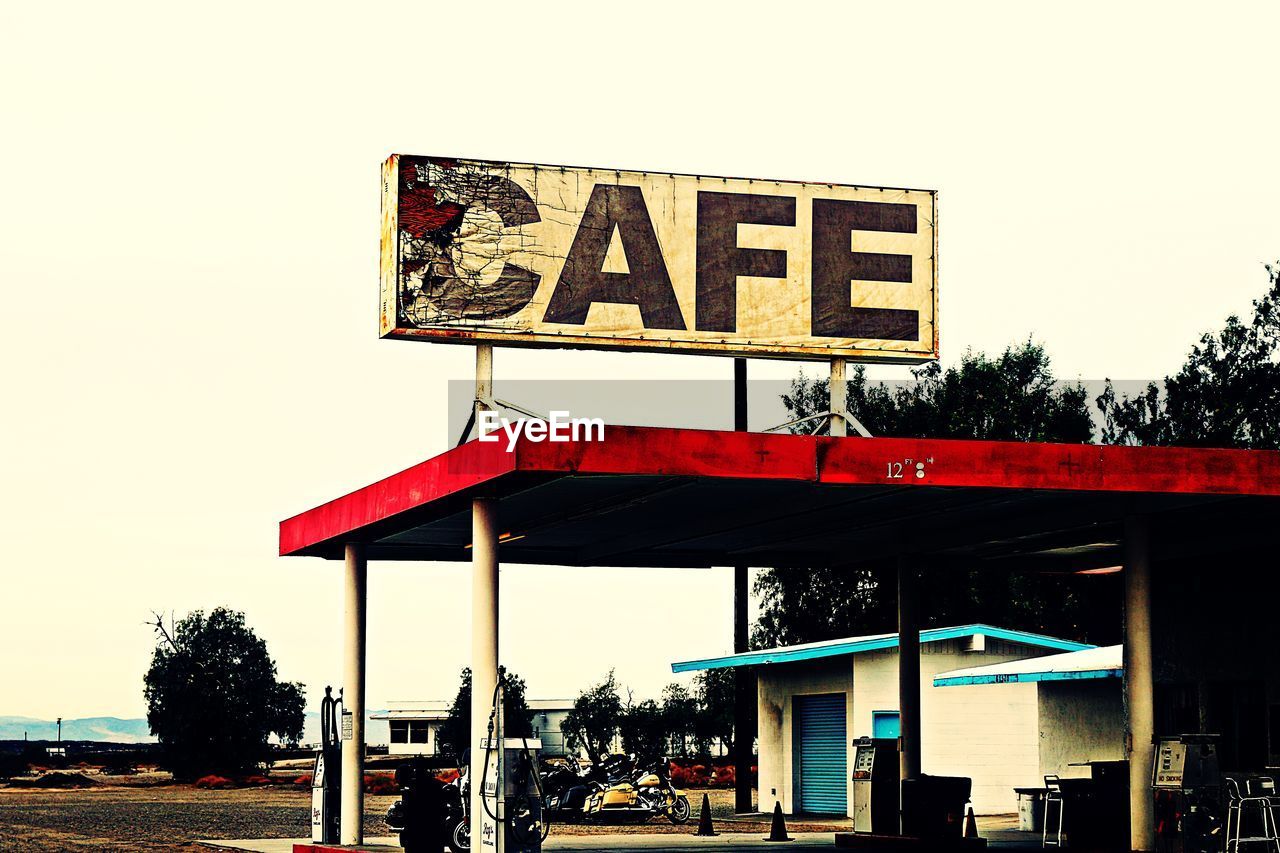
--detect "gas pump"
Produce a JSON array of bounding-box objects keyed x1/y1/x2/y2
[
  {"x1": 311, "y1": 686, "x2": 342, "y2": 844},
  {"x1": 1152, "y1": 733, "x2": 1221, "y2": 853},
  {"x1": 477, "y1": 669, "x2": 546, "y2": 853},
  {"x1": 850, "y1": 737, "x2": 899, "y2": 835}
]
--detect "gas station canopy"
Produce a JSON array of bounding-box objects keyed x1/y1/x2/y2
[{"x1": 279, "y1": 426, "x2": 1280, "y2": 570}]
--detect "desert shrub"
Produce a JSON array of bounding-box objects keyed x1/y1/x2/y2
[
  {"x1": 9, "y1": 772, "x2": 96, "y2": 789},
  {"x1": 194, "y1": 774, "x2": 234, "y2": 789},
  {"x1": 0, "y1": 753, "x2": 30, "y2": 780},
  {"x1": 364, "y1": 773, "x2": 398, "y2": 795}
]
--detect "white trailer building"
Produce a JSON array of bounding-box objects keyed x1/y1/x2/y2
[
  {"x1": 673, "y1": 624, "x2": 1095, "y2": 815},
  {"x1": 933, "y1": 644, "x2": 1125, "y2": 781},
  {"x1": 372, "y1": 699, "x2": 576, "y2": 757}
]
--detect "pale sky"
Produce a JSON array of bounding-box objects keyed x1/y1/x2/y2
[{"x1": 2, "y1": 2, "x2": 1277, "y2": 720}]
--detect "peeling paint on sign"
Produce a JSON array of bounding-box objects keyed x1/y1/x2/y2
[{"x1": 380, "y1": 155, "x2": 938, "y2": 362}]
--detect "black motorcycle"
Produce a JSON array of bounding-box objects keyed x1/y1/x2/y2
[
  {"x1": 385, "y1": 760, "x2": 469, "y2": 853},
  {"x1": 539, "y1": 757, "x2": 593, "y2": 822}
]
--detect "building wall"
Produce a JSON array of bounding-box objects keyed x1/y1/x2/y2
[
  {"x1": 757, "y1": 656, "x2": 855, "y2": 816},
  {"x1": 757, "y1": 637, "x2": 1053, "y2": 818},
  {"x1": 387, "y1": 719, "x2": 443, "y2": 756},
  {"x1": 1037, "y1": 679, "x2": 1125, "y2": 778},
  {"x1": 530, "y1": 708, "x2": 572, "y2": 755},
  {"x1": 853, "y1": 638, "x2": 1045, "y2": 815}
]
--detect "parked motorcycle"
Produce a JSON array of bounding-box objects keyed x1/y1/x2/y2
[
  {"x1": 540, "y1": 758, "x2": 593, "y2": 822},
  {"x1": 385, "y1": 762, "x2": 469, "y2": 853},
  {"x1": 581, "y1": 757, "x2": 690, "y2": 824}
]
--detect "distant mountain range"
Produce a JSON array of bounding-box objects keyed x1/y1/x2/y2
[
  {"x1": 0, "y1": 713, "x2": 390, "y2": 746},
  {"x1": 0, "y1": 716, "x2": 156, "y2": 743}
]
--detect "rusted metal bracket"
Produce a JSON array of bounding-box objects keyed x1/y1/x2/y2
[{"x1": 762, "y1": 411, "x2": 872, "y2": 438}]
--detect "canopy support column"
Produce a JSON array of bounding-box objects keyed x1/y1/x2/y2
[
  {"x1": 733, "y1": 357, "x2": 754, "y2": 812},
  {"x1": 1125, "y1": 516, "x2": 1156, "y2": 852},
  {"x1": 340, "y1": 542, "x2": 367, "y2": 845},
  {"x1": 471, "y1": 497, "x2": 501, "y2": 853},
  {"x1": 897, "y1": 554, "x2": 922, "y2": 784}
]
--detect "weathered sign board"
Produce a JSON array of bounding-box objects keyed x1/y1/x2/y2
[{"x1": 380, "y1": 155, "x2": 937, "y2": 362}]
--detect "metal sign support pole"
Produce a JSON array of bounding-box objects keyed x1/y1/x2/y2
[{"x1": 830, "y1": 357, "x2": 847, "y2": 437}]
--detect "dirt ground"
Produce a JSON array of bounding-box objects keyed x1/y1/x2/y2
[{"x1": 0, "y1": 780, "x2": 843, "y2": 851}]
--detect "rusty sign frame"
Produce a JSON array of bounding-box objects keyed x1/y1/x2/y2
[{"x1": 379, "y1": 154, "x2": 939, "y2": 363}]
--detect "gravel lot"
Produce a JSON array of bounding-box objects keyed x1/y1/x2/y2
[
  {"x1": 0, "y1": 784, "x2": 397, "y2": 851},
  {"x1": 0, "y1": 781, "x2": 844, "y2": 851}
]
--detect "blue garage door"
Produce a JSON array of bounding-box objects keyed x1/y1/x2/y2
[{"x1": 795, "y1": 693, "x2": 847, "y2": 814}]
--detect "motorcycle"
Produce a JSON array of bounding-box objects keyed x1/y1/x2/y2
[
  {"x1": 385, "y1": 762, "x2": 469, "y2": 853},
  {"x1": 581, "y1": 756, "x2": 691, "y2": 825},
  {"x1": 540, "y1": 757, "x2": 593, "y2": 822}
]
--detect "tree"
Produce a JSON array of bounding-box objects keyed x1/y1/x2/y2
[
  {"x1": 754, "y1": 341, "x2": 1119, "y2": 649},
  {"x1": 618, "y1": 695, "x2": 668, "y2": 762},
  {"x1": 143, "y1": 608, "x2": 304, "y2": 779},
  {"x1": 436, "y1": 667, "x2": 534, "y2": 763},
  {"x1": 694, "y1": 668, "x2": 739, "y2": 756},
  {"x1": 660, "y1": 683, "x2": 698, "y2": 758},
  {"x1": 783, "y1": 341, "x2": 1094, "y2": 442},
  {"x1": 1099, "y1": 262, "x2": 1280, "y2": 450},
  {"x1": 562, "y1": 671, "x2": 623, "y2": 760}
]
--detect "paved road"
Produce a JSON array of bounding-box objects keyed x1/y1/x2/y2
[
  {"x1": 201, "y1": 828, "x2": 1047, "y2": 852},
  {"x1": 202, "y1": 833, "x2": 839, "y2": 852}
]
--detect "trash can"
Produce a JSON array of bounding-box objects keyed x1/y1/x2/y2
[
  {"x1": 1014, "y1": 787, "x2": 1047, "y2": 832},
  {"x1": 900, "y1": 775, "x2": 972, "y2": 840}
]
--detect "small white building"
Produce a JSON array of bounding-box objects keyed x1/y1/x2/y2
[
  {"x1": 673, "y1": 624, "x2": 1095, "y2": 815},
  {"x1": 933, "y1": 644, "x2": 1125, "y2": 781},
  {"x1": 372, "y1": 699, "x2": 576, "y2": 757}
]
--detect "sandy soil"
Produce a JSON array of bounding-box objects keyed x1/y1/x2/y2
[{"x1": 0, "y1": 779, "x2": 845, "y2": 851}]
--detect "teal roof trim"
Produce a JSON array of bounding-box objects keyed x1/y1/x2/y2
[
  {"x1": 933, "y1": 668, "x2": 1122, "y2": 687},
  {"x1": 670, "y1": 624, "x2": 1093, "y2": 673}
]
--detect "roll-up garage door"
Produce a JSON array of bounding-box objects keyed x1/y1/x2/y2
[{"x1": 795, "y1": 693, "x2": 847, "y2": 814}]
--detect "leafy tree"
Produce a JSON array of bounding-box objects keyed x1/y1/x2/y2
[
  {"x1": 1099, "y1": 262, "x2": 1280, "y2": 449},
  {"x1": 694, "y1": 668, "x2": 741, "y2": 756},
  {"x1": 784, "y1": 341, "x2": 1093, "y2": 442},
  {"x1": 660, "y1": 683, "x2": 699, "y2": 758},
  {"x1": 755, "y1": 341, "x2": 1119, "y2": 649},
  {"x1": 437, "y1": 667, "x2": 534, "y2": 763},
  {"x1": 143, "y1": 608, "x2": 304, "y2": 779},
  {"x1": 618, "y1": 695, "x2": 668, "y2": 762},
  {"x1": 563, "y1": 671, "x2": 623, "y2": 760}
]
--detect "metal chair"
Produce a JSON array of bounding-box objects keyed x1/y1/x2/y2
[
  {"x1": 1043, "y1": 774, "x2": 1065, "y2": 847},
  {"x1": 1225, "y1": 776, "x2": 1280, "y2": 852}
]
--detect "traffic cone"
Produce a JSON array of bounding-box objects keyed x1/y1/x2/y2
[
  {"x1": 964, "y1": 806, "x2": 979, "y2": 839},
  {"x1": 695, "y1": 793, "x2": 718, "y2": 836},
  {"x1": 764, "y1": 800, "x2": 792, "y2": 842}
]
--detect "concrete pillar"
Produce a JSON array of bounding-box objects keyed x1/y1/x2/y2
[
  {"x1": 340, "y1": 542, "x2": 367, "y2": 845},
  {"x1": 830, "y1": 357, "x2": 847, "y2": 437},
  {"x1": 897, "y1": 555, "x2": 922, "y2": 782},
  {"x1": 733, "y1": 563, "x2": 753, "y2": 812},
  {"x1": 1124, "y1": 515, "x2": 1156, "y2": 852},
  {"x1": 732, "y1": 357, "x2": 753, "y2": 813},
  {"x1": 471, "y1": 497, "x2": 500, "y2": 853}
]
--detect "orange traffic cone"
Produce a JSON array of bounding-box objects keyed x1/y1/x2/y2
[
  {"x1": 765, "y1": 801, "x2": 792, "y2": 842},
  {"x1": 695, "y1": 793, "x2": 718, "y2": 836},
  {"x1": 964, "y1": 806, "x2": 979, "y2": 839}
]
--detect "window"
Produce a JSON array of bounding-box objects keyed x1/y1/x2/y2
[
  {"x1": 410, "y1": 723, "x2": 430, "y2": 744},
  {"x1": 390, "y1": 721, "x2": 409, "y2": 744}
]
